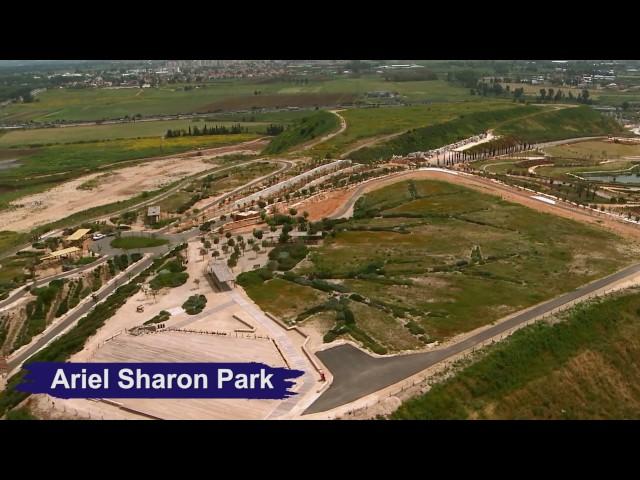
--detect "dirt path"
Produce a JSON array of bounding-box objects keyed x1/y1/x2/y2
[
  {"x1": 299, "y1": 110, "x2": 347, "y2": 151},
  {"x1": 339, "y1": 130, "x2": 405, "y2": 159}
]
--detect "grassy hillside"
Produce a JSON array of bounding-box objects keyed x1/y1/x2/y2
[
  {"x1": 307, "y1": 101, "x2": 514, "y2": 159},
  {"x1": 392, "y1": 287, "x2": 640, "y2": 419},
  {"x1": 350, "y1": 105, "x2": 538, "y2": 163},
  {"x1": 350, "y1": 105, "x2": 624, "y2": 163},
  {"x1": 263, "y1": 110, "x2": 339, "y2": 154},
  {"x1": 496, "y1": 105, "x2": 625, "y2": 143}
]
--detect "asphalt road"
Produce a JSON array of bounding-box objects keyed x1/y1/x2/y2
[
  {"x1": 303, "y1": 260, "x2": 640, "y2": 415},
  {"x1": 0, "y1": 256, "x2": 109, "y2": 310},
  {"x1": 6, "y1": 255, "x2": 154, "y2": 372}
]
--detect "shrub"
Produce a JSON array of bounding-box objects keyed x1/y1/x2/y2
[
  {"x1": 150, "y1": 271, "x2": 189, "y2": 290},
  {"x1": 183, "y1": 294, "x2": 207, "y2": 315}
]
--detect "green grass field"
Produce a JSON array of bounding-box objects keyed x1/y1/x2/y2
[
  {"x1": 241, "y1": 278, "x2": 328, "y2": 320},
  {"x1": 0, "y1": 77, "x2": 473, "y2": 124},
  {"x1": 240, "y1": 179, "x2": 637, "y2": 352},
  {"x1": 0, "y1": 120, "x2": 268, "y2": 147},
  {"x1": 110, "y1": 236, "x2": 169, "y2": 249},
  {"x1": 392, "y1": 287, "x2": 640, "y2": 419}
]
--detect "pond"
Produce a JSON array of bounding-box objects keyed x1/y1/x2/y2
[
  {"x1": 580, "y1": 172, "x2": 640, "y2": 184},
  {"x1": 0, "y1": 158, "x2": 20, "y2": 170}
]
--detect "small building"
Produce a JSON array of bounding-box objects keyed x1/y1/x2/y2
[
  {"x1": 232, "y1": 210, "x2": 260, "y2": 221},
  {"x1": 41, "y1": 246, "x2": 82, "y2": 263},
  {"x1": 289, "y1": 231, "x2": 324, "y2": 244},
  {"x1": 147, "y1": 206, "x2": 161, "y2": 223},
  {"x1": 207, "y1": 261, "x2": 235, "y2": 291},
  {"x1": 64, "y1": 228, "x2": 91, "y2": 246}
]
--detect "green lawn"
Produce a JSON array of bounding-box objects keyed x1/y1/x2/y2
[
  {"x1": 242, "y1": 277, "x2": 328, "y2": 320},
  {"x1": 392, "y1": 287, "x2": 640, "y2": 419},
  {"x1": 110, "y1": 236, "x2": 169, "y2": 250},
  {"x1": 242, "y1": 179, "x2": 637, "y2": 352}
]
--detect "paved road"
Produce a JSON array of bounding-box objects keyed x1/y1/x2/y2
[
  {"x1": 303, "y1": 260, "x2": 640, "y2": 415},
  {"x1": 0, "y1": 256, "x2": 109, "y2": 310},
  {"x1": 6, "y1": 255, "x2": 154, "y2": 373}
]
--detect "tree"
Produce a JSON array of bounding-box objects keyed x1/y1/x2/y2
[
  {"x1": 212, "y1": 250, "x2": 220, "y2": 258},
  {"x1": 554, "y1": 89, "x2": 563, "y2": 102},
  {"x1": 539, "y1": 88, "x2": 547, "y2": 101}
]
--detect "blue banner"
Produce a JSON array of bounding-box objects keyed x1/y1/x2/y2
[{"x1": 18, "y1": 362, "x2": 304, "y2": 400}]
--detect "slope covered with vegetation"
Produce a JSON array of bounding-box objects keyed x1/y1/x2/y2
[
  {"x1": 263, "y1": 110, "x2": 339, "y2": 154},
  {"x1": 392, "y1": 288, "x2": 640, "y2": 419},
  {"x1": 350, "y1": 105, "x2": 624, "y2": 163},
  {"x1": 496, "y1": 105, "x2": 625, "y2": 143},
  {"x1": 349, "y1": 106, "x2": 537, "y2": 162}
]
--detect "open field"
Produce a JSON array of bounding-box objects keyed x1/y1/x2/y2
[
  {"x1": 0, "y1": 133, "x2": 259, "y2": 180},
  {"x1": 0, "y1": 119, "x2": 269, "y2": 147},
  {"x1": 0, "y1": 134, "x2": 262, "y2": 215},
  {"x1": 244, "y1": 179, "x2": 637, "y2": 352},
  {"x1": 0, "y1": 141, "x2": 265, "y2": 233},
  {"x1": 392, "y1": 286, "x2": 640, "y2": 419},
  {"x1": 0, "y1": 77, "x2": 474, "y2": 124}
]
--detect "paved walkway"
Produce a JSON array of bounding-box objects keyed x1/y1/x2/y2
[{"x1": 227, "y1": 290, "x2": 316, "y2": 419}]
